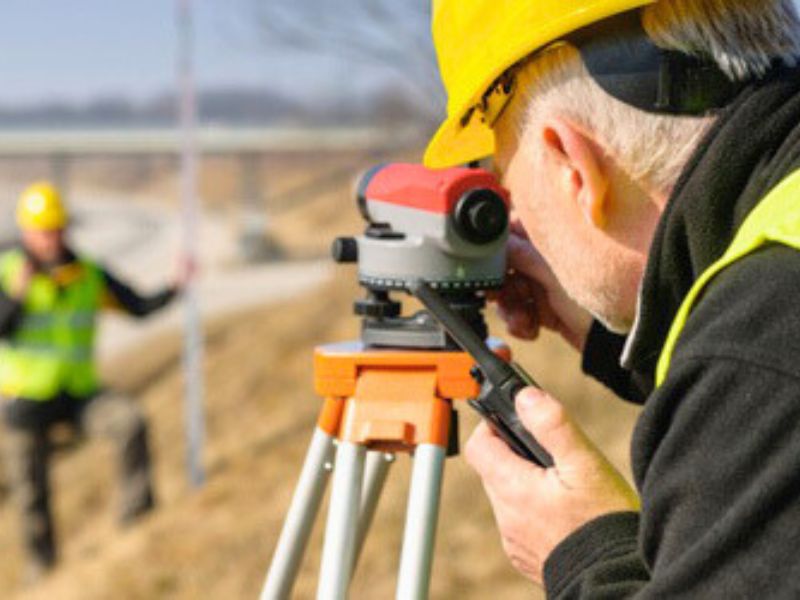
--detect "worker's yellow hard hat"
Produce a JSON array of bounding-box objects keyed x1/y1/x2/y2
[
  {"x1": 424, "y1": 0, "x2": 656, "y2": 168},
  {"x1": 16, "y1": 182, "x2": 68, "y2": 231}
]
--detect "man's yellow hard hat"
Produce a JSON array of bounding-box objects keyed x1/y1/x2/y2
[
  {"x1": 16, "y1": 182, "x2": 68, "y2": 231},
  {"x1": 424, "y1": 0, "x2": 656, "y2": 169}
]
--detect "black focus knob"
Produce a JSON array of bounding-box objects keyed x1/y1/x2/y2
[
  {"x1": 332, "y1": 237, "x2": 359, "y2": 263},
  {"x1": 354, "y1": 298, "x2": 402, "y2": 319},
  {"x1": 453, "y1": 188, "x2": 509, "y2": 245}
]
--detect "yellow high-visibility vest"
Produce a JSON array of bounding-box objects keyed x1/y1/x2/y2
[
  {"x1": 656, "y1": 169, "x2": 800, "y2": 386},
  {"x1": 0, "y1": 251, "x2": 103, "y2": 400}
]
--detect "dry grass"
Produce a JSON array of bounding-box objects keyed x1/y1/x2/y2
[
  {"x1": 0, "y1": 275, "x2": 640, "y2": 599},
  {"x1": 0, "y1": 152, "x2": 641, "y2": 599}
]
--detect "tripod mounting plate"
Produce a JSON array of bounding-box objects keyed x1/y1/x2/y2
[{"x1": 313, "y1": 340, "x2": 511, "y2": 449}]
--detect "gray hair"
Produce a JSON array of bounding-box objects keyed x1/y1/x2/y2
[
  {"x1": 643, "y1": 0, "x2": 800, "y2": 80},
  {"x1": 515, "y1": 0, "x2": 800, "y2": 195}
]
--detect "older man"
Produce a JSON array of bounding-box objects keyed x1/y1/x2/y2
[{"x1": 425, "y1": 0, "x2": 800, "y2": 596}]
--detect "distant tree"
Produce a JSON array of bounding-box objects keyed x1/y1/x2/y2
[{"x1": 248, "y1": 0, "x2": 445, "y2": 126}]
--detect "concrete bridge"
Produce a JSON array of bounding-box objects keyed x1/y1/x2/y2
[
  {"x1": 0, "y1": 126, "x2": 415, "y2": 157},
  {"x1": 0, "y1": 125, "x2": 420, "y2": 196}
]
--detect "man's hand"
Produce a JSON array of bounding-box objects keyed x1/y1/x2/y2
[
  {"x1": 173, "y1": 254, "x2": 197, "y2": 293},
  {"x1": 494, "y1": 222, "x2": 592, "y2": 351},
  {"x1": 9, "y1": 259, "x2": 36, "y2": 301},
  {"x1": 465, "y1": 387, "x2": 639, "y2": 584}
]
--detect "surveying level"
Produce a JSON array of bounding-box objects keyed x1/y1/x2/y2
[{"x1": 261, "y1": 164, "x2": 550, "y2": 599}]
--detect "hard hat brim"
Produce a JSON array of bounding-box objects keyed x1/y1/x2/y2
[
  {"x1": 17, "y1": 217, "x2": 67, "y2": 232},
  {"x1": 425, "y1": 0, "x2": 656, "y2": 169},
  {"x1": 424, "y1": 112, "x2": 494, "y2": 169}
]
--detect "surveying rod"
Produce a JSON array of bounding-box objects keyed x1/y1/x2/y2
[{"x1": 177, "y1": 0, "x2": 207, "y2": 488}]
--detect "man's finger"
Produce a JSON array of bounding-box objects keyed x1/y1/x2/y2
[
  {"x1": 507, "y1": 235, "x2": 554, "y2": 285},
  {"x1": 494, "y1": 282, "x2": 541, "y2": 340},
  {"x1": 506, "y1": 312, "x2": 540, "y2": 340},
  {"x1": 508, "y1": 219, "x2": 529, "y2": 239},
  {"x1": 514, "y1": 387, "x2": 593, "y2": 467},
  {"x1": 465, "y1": 422, "x2": 530, "y2": 482}
]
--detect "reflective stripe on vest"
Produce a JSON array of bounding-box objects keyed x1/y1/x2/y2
[
  {"x1": 19, "y1": 311, "x2": 97, "y2": 330},
  {"x1": 0, "y1": 251, "x2": 103, "y2": 400},
  {"x1": 656, "y1": 168, "x2": 800, "y2": 387}
]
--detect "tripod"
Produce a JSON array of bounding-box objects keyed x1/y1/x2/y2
[{"x1": 261, "y1": 339, "x2": 509, "y2": 599}]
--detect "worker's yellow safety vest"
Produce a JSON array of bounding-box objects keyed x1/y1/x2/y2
[
  {"x1": 656, "y1": 168, "x2": 800, "y2": 387},
  {"x1": 0, "y1": 250, "x2": 103, "y2": 401}
]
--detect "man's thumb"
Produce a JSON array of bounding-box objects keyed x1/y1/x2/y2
[{"x1": 515, "y1": 387, "x2": 588, "y2": 466}]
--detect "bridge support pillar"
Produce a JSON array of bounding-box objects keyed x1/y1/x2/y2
[
  {"x1": 50, "y1": 153, "x2": 72, "y2": 205},
  {"x1": 237, "y1": 152, "x2": 282, "y2": 263}
]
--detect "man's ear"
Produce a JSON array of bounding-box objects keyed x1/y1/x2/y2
[{"x1": 539, "y1": 118, "x2": 609, "y2": 229}]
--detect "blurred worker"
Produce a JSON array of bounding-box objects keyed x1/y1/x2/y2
[
  {"x1": 0, "y1": 182, "x2": 182, "y2": 580},
  {"x1": 426, "y1": 0, "x2": 800, "y2": 596}
]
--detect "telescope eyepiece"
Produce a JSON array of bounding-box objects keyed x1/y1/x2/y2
[{"x1": 454, "y1": 188, "x2": 509, "y2": 245}]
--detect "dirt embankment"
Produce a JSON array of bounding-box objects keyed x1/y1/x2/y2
[{"x1": 0, "y1": 270, "x2": 640, "y2": 599}]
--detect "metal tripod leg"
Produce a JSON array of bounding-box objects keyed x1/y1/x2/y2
[
  {"x1": 317, "y1": 441, "x2": 367, "y2": 600},
  {"x1": 352, "y1": 451, "x2": 395, "y2": 575},
  {"x1": 396, "y1": 444, "x2": 447, "y2": 600},
  {"x1": 261, "y1": 428, "x2": 336, "y2": 600}
]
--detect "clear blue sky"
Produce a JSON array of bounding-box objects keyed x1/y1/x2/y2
[
  {"x1": 0, "y1": 0, "x2": 387, "y2": 106},
  {"x1": 4, "y1": 2, "x2": 800, "y2": 109}
]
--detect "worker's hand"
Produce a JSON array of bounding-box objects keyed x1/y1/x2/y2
[
  {"x1": 9, "y1": 259, "x2": 36, "y2": 301},
  {"x1": 465, "y1": 387, "x2": 639, "y2": 585},
  {"x1": 493, "y1": 222, "x2": 592, "y2": 351},
  {"x1": 173, "y1": 254, "x2": 196, "y2": 292}
]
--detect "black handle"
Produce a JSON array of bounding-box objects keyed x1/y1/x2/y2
[
  {"x1": 410, "y1": 279, "x2": 555, "y2": 467},
  {"x1": 471, "y1": 375, "x2": 554, "y2": 468},
  {"x1": 503, "y1": 380, "x2": 555, "y2": 467}
]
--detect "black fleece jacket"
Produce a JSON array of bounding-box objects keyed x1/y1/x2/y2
[{"x1": 543, "y1": 67, "x2": 800, "y2": 598}]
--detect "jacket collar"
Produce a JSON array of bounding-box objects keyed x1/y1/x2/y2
[{"x1": 622, "y1": 65, "x2": 800, "y2": 383}]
